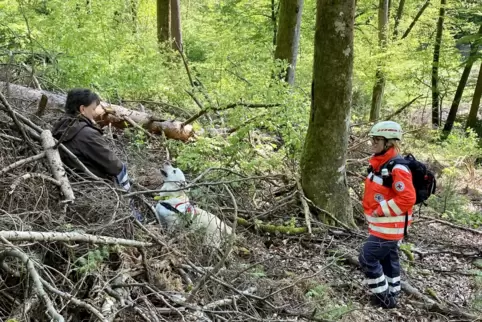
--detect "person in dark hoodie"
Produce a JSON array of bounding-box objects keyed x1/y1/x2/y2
[{"x1": 52, "y1": 88, "x2": 131, "y2": 191}]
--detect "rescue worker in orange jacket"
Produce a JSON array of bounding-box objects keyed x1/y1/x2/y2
[{"x1": 359, "y1": 121, "x2": 416, "y2": 309}]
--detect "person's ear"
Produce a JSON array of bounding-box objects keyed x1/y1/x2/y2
[{"x1": 79, "y1": 105, "x2": 86, "y2": 114}]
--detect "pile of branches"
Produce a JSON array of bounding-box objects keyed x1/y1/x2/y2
[{"x1": 0, "y1": 90, "x2": 334, "y2": 322}]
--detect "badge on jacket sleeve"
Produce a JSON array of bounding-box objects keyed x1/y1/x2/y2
[
  {"x1": 374, "y1": 193, "x2": 384, "y2": 202},
  {"x1": 395, "y1": 181, "x2": 405, "y2": 192}
]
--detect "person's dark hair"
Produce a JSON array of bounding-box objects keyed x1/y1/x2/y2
[{"x1": 64, "y1": 88, "x2": 100, "y2": 115}]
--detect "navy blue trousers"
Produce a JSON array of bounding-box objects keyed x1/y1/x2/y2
[{"x1": 359, "y1": 235, "x2": 401, "y2": 296}]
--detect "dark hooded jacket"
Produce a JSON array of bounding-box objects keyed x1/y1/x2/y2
[{"x1": 52, "y1": 115, "x2": 123, "y2": 179}]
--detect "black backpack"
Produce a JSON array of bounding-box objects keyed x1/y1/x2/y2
[{"x1": 368, "y1": 153, "x2": 437, "y2": 236}]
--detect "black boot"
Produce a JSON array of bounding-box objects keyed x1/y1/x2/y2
[{"x1": 378, "y1": 293, "x2": 397, "y2": 309}]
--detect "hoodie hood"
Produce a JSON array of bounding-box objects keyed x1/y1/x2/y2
[{"x1": 52, "y1": 115, "x2": 100, "y2": 142}]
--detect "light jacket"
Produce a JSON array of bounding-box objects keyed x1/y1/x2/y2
[{"x1": 363, "y1": 147, "x2": 416, "y2": 240}]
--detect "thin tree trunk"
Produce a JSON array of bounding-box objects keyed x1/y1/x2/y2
[
  {"x1": 157, "y1": 0, "x2": 170, "y2": 44},
  {"x1": 431, "y1": 0, "x2": 446, "y2": 128},
  {"x1": 171, "y1": 0, "x2": 182, "y2": 50},
  {"x1": 274, "y1": 0, "x2": 304, "y2": 85},
  {"x1": 444, "y1": 24, "x2": 482, "y2": 134},
  {"x1": 401, "y1": 0, "x2": 430, "y2": 39},
  {"x1": 369, "y1": 0, "x2": 389, "y2": 121},
  {"x1": 393, "y1": 0, "x2": 405, "y2": 38},
  {"x1": 271, "y1": 0, "x2": 278, "y2": 46},
  {"x1": 466, "y1": 63, "x2": 482, "y2": 131},
  {"x1": 300, "y1": 0, "x2": 355, "y2": 226}
]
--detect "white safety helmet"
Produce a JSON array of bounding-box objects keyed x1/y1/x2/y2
[{"x1": 369, "y1": 121, "x2": 402, "y2": 140}]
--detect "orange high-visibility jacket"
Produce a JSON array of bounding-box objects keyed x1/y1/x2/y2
[{"x1": 363, "y1": 148, "x2": 416, "y2": 240}]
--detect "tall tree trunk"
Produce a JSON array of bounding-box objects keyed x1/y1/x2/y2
[
  {"x1": 466, "y1": 63, "x2": 482, "y2": 131},
  {"x1": 157, "y1": 0, "x2": 170, "y2": 44},
  {"x1": 170, "y1": 0, "x2": 182, "y2": 50},
  {"x1": 274, "y1": 0, "x2": 304, "y2": 85},
  {"x1": 393, "y1": 0, "x2": 405, "y2": 38},
  {"x1": 443, "y1": 24, "x2": 482, "y2": 135},
  {"x1": 271, "y1": 0, "x2": 278, "y2": 46},
  {"x1": 401, "y1": 0, "x2": 430, "y2": 39},
  {"x1": 369, "y1": 0, "x2": 389, "y2": 121},
  {"x1": 300, "y1": 0, "x2": 355, "y2": 226},
  {"x1": 431, "y1": 0, "x2": 446, "y2": 128}
]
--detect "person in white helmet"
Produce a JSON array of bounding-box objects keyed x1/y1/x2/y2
[{"x1": 359, "y1": 121, "x2": 416, "y2": 309}]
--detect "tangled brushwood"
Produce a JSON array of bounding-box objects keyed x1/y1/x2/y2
[{"x1": 0, "y1": 91, "x2": 332, "y2": 322}]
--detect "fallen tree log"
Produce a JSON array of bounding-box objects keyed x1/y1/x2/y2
[{"x1": 0, "y1": 82, "x2": 194, "y2": 141}]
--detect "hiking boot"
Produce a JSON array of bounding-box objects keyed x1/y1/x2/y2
[{"x1": 378, "y1": 294, "x2": 397, "y2": 309}]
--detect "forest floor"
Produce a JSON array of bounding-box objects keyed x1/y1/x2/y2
[{"x1": 0, "y1": 92, "x2": 481, "y2": 322}]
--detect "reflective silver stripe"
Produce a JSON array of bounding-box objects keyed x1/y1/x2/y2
[
  {"x1": 371, "y1": 281, "x2": 388, "y2": 294},
  {"x1": 367, "y1": 173, "x2": 384, "y2": 185},
  {"x1": 386, "y1": 276, "x2": 400, "y2": 284},
  {"x1": 393, "y1": 164, "x2": 409, "y2": 173},
  {"x1": 389, "y1": 285, "x2": 401, "y2": 293},
  {"x1": 366, "y1": 275, "x2": 385, "y2": 285},
  {"x1": 365, "y1": 215, "x2": 412, "y2": 223},
  {"x1": 388, "y1": 199, "x2": 403, "y2": 215},
  {"x1": 369, "y1": 225, "x2": 405, "y2": 235},
  {"x1": 379, "y1": 200, "x2": 391, "y2": 216}
]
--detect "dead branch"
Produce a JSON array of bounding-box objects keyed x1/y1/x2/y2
[
  {"x1": 0, "y1": 152, "x2": 45, "y2": 176},
  {"x1": 40, "y1": 130, "x2": 75, "y2": 203},
  {"x1": 302, "y1": 196, "x2": 356, "y2": 232},
  {"x1": 0, "y1": 249, "x2": 65, "y2": 322},
  {"x1": 0, "y1": 231, "x2": 152, "y2": 247},
  {"x1": 124, "y1": 174, "x2": 284, "y2": 198},
  {"x1": 187, "y1": 184, "x2": 238, "y2": 302},
  {"x1": 182, "y1": 101, "x2": 281, "y2": 126},
  {"x1": 41, "y1": 279, "x2": 108, "y2": 322},
  {"x1": 421, "y1": 213, "x2": 482, "y2": 235},
  {"x1": 10, "y1": 173, "x2": 61, "y2": 194},
  {"x1": 0, "y1": 90, "x2": 36, "y2": 151},
  {"x1": 296, "y1": 177, "x2": 312, "y2": 234},
  {"x1": 202, "y1": 287, "x2": 257, "y2": 310},
  {"x1": 36, "y1": 93, "x2": 48, "y2": 117}
]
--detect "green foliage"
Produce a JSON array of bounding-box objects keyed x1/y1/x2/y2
[
  {"x1": 305, "y1": 283, "x2": 353, "y2": 320},
  {"x1": 74, "y1": 245, "x2": 111, "y2": 274},
  {"x1": 427, "y1": 166, "x2": 482, "y2": 227}
]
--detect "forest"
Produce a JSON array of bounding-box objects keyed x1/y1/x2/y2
[{"x1": 0, "y1": 0, "x2": 481, "y2": 321}]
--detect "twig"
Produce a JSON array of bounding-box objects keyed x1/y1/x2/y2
[
  {"x1": 182, "y1": 101, "x2": 281, "y2": 126},
  {"x1": 0, "y1": 231, "x2": 152, "y2": 247},
  {"x1": 0, "y1": 90, "x2": 36, "y2": 151},
  {"x1": 420, "y1": 213, "x2": 482, "y2": 235},
  {"x1": 0, "y1": 250, "x2": 65, "y2": 322},
  {"x1": 262, "y1": 258, "x2": 337, "y2": 300},
  {"x1": 302, "y1": 196, "x2": 355, "y2": 232},
  {"x1": 123, "y1": 115, "x2": 155, "y2": 139},
  {"x1": 202, "y1": 287, "x2": 257, "y2": 310},
  {"x1": 41, "y1": 280, "x2": 108, "y2": 322},
  {"x1": 10, "y1": 173, "x2": 61, "y2": 194},
  {"x1": 0, "y1": 152, "x2": 45, "y2": 176},
  {"x1": 187, "y1": 184, "x2": 238, "y2": 302},
  {"x1": 124, "y1": 174, "x2": 283, "y2": 198},
  {"x1": 296, "y1": 177, "x2": 312, "y2": 234}
]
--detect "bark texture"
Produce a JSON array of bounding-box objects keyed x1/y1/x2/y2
[
  {"x1": 274, "y1": 0, "x2": 304, "y2": 85},
  {"x1": 157, "y1": 0, "x2": 170, "y2": 43},
  {"x1": 466, "y1": 64, "x2": 482, "y2": 130},
  {"x1": 432, "y1": 0, "x2": 446, "y2": 128},
  {"x1": 300, "y1": 0, "x2": 355, "y2": 226},
  {"x1": 170, "y1": 0, "x2": 182, "y2": 50}
]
